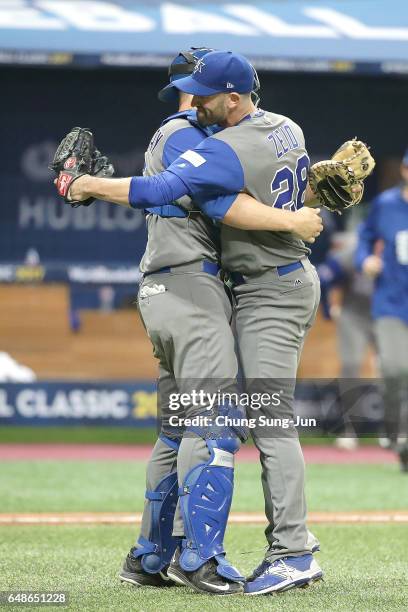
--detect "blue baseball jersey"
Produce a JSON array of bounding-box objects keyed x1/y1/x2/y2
[{"x1": 355, "y1": 186, "x2": 408, "y2": 323}]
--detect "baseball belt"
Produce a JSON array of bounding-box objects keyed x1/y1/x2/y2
[
  {"x1": 226, "y1": 260, "x2": 305, "y2": 288},
  {"x1": 143, "y1": 259, "x2": 221, "y2": 278}
]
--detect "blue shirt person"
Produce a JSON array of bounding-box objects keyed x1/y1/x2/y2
[{"x1": 355, "y1": 149, "x2": 408, "y2": 469}]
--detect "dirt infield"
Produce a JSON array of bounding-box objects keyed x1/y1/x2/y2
[
  {"x1": 0, "y1": 443, "x2": 397, "y2": 463},
  {"x1": 1, "y1": 511, "x2": 408, "y2": 525}
]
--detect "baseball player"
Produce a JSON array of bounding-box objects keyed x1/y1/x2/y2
[
  {"x1": 317, "y1": 233, "x2": 376, "y2": 448},
  {"x1": 117, "y1": 47, "x2": 247, "y2": 596},
  {"x1": 103, "y1": 50, "x2": 323, "y2": 596},
  {"x1": 355, "y1": 149, "x2": 408, "y2": 471},
  {"x1": 158, "y1": 52, "x2": 325, "y2": 595}
]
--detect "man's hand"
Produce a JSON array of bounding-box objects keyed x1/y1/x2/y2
[
  {"x1": 362, "y1": 254, "x2": 383, "y2": 278},
  {"x1": 53, "y1": 174, "x2": 90, "y2": 202},
  {"x1": 292, "y1": 207, "x2": 323, "y2": 243},
  {"x1": 67, "y1": 174, "x2": 91, "y2": 202},
  {"x1": 54, "y1": 175, "x2": 132, "y2": 208},
  {"x1": 50, "y1": 127, "x2": 115, "y2": 207}
]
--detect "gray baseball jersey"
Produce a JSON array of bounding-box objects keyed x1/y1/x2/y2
[
  {"x1": 214, "y1": 110, "x2": 310, "y2": 274},
  {"x1": 140, "y1": 116, "x2": 220, "y2": 273},
  {"x1": 162, "y1": 108, "x2": 320, "y2": 558}
]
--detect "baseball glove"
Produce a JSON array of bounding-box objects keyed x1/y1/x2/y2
[
  {"x1": 308, "y1": 138, "x2": 375, "y2": 214},
  {"x1": 50, "y1": 127, "x2": 114, "y2": 207}
]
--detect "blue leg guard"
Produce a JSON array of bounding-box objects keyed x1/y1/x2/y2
[
  {"x1": 178, "y1": 405, "x2": 248, "y2": 583},
  {"x1": 132, "y1": 435, "x2": 181, "y2": 574}
]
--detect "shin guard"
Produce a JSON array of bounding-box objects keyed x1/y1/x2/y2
[
  {"x1": 132, "y1": 435, "x2": 181, "y2": 573},
  {"x1": 178, "y1": 407, "x2": 248, "y2": 582}
]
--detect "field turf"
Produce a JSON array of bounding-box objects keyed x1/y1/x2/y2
[
  {"x1": 0, "y1": 426, "x2": 380, "y2": 446},
  {"x1": 1, "y1": 460, "x2": 407, "y2": 513},
  {"x1": 1, "y1": 450, "x2": 407, "y2": 610},
  {"x1": 1, "y1": 524, "x2": 407, "y2": 612}
]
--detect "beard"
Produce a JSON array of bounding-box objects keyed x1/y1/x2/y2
[
  {"x1": 196, "y1": 107, "x2": 213, "y2": 127},
  {"x1": 196, "y1": 101, "x2": 226, "y2": 127}
]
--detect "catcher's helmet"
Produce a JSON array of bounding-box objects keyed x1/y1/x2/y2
[
  {"x1": 158, "y1": 47, "x2": 213, "y2": 103},
  {"x1": 251, "y1": 64, "x2": 261, "y2": 107}
]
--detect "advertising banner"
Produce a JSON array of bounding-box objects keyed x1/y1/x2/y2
[
  {"x1": 0, "y1": 1, "x2": 407, "y2": 74},
  {"x1": 0, "y1": 380, "x2": 385, "y2": 435}
]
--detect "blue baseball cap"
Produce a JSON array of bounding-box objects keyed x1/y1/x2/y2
[
  {"x1": 171, "y1": 50, "x2": 255, "y2": 97},
  {"x1": 158, "y1": 47, "x2": 213, "y2": 103},
  {"x1": 403, "y1": 148, "x2": 408, "y2": 166}
]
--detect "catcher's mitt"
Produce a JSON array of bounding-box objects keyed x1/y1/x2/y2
[
  {"x1": 308, "y1": 138, "x2": 375, "y2": 214},
  {"x1": 50, "y1": 127, "x2": 114, "y2": 207}
]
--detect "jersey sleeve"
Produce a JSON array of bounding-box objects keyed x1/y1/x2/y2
[
  {"x1": 195, "y1": 193, "x2": 240, "y2": 221},
  {"x1": 129, "y1": 171, "x2": 188, "y2": 209},
  {"x1": 354, "y1": 197, "x2": 380, "y2": 270},
  {"x1": 166, "y1": 137, "x2": 245, "y2": 200},
  {"x1": 129, "y1": 136, "x2": 245, "y2": 219}
]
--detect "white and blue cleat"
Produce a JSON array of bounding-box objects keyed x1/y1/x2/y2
[{"x1": 245, "y1": 553, "x2": 323, "y2": 595}]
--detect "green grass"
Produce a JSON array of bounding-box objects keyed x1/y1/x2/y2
[
  {"x1": 1, "y1": 454, "x2": 407, "y2": 610},
  {"x1": 0, "y1": 427, "x2": 158, "y2": 445},
  {"x1": 0, "y1": 426, "x2": 379, "y2": 445},
  {"x1": 1, "y1": 524, "x2": 407, "y2": 611},
  {"x1": 1, "y1": 461, "x2": 407, "y2": 513}
]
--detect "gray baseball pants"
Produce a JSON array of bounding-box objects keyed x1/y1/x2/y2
[
  {"x1": 337, "y1": 307, "x2": 375, "y2": 378},
  {"x1": 336, "y1": 306, "x2": 376, "y2": 436},
  {"x1": 375, "y1": 317, "x2": 408, "y2": 443},
  {"x1": 137, "y1": 269, "x2": 239, "y2": 538},
  {"x1": 233, "y1": 258, "x2": 321, "y2": 560}
]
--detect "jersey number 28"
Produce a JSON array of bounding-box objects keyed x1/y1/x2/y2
[{"x1": 270, "y1": 154, "x2": 309, "y2": 211}]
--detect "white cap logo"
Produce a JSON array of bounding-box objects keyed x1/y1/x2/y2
[
  {"x1": 193, "y1": 59, "x2": 206, "y2": 74},
  {"x1": 226, "y1": 82, "x2": 235, "y2": 89}
]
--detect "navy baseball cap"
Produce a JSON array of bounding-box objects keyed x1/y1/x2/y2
[
  {"x1": 171, "y1": 50, "x2": 255, "y2": 97},
  {"x1": 403, "y1": 148, "x2": 408, "y2": 166},
  {"x1": 158, "y1": 47, "x2": 213, "y2": 103}
]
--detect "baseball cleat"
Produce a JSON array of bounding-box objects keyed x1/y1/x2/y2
[
  {"x1": 247, "y1": 537, "x2": 320, "y2": 582},
  {"x1": 245, "y1": 554, "x2": 323, "y2": 595},
  {"x1": 119, "y1": 549, "x2": 175, "y2": 588},
  {"x1": 167, "y1": 548, "x2": 244, "y2": 595},
  {"x1": 246, "y1": 559, "x2": 270, "y2": 583}
]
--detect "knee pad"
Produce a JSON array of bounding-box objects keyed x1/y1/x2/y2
[
  {"x1": 132, "y1": 435, "x2": 181, "y2": 573},
  {"x1": 178, "y1": 405, "x2": 247, "y2": 582}
]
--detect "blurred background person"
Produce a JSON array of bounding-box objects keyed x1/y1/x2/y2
[
  {"x1": 326, "y1": 233, "x2": 377, "y2": 450},
  {"x1": 355, "y1": 149, "x2": 408, "y2": 471}
]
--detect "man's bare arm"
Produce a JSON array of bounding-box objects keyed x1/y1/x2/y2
[
  {"x1": 68, "y1": 175, "x2": 132, "y2": 207},
  {"x1": 224, "y1": 193, "x2": 322, "y2": 243}
]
